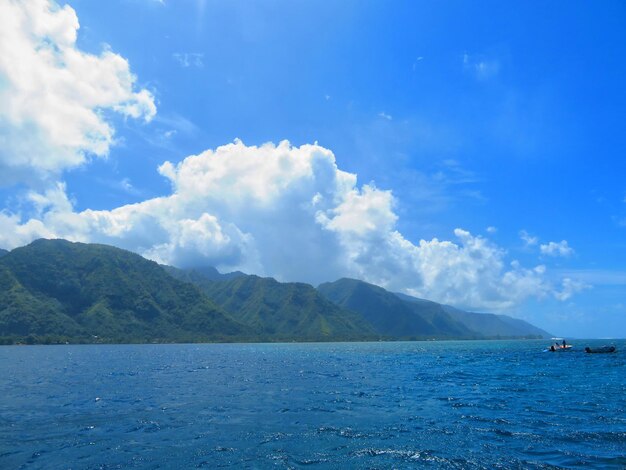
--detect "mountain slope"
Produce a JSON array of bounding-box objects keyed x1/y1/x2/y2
[
  {"x1": 162, "y1": 265, "x2": 245, "y2": 286},
  {"x1": 0, "y1": 249, "x2": 7, "y2": 258},
  {"x1": 0, "y1": 263, "x2": 84, "y2": 340},
  {"x1": 170, "y1": 269, "x2": 378, "y2": 341},
  {"x1": 0, "y1": 239, "x2": 250, "y2": 343},
  {"x1": 0, "y1": 240, "x2": 550, "y2": 344},
  {"x1": 397, "y1": 293, "x2": 551, "y2": 339},
  {"x1": 318, "y1": 278, "x2": 474, "y2": 339}
]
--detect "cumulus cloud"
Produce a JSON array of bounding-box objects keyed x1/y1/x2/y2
[
  {"x1": 540, "y1": 240, "x2": 574, "y2": 257},
  {"x1": 0, "y1": 0, "x2": 156, "y2": 187},
  {"x1": 0, "y1": 140, "x2": 579, "y2": 311}
]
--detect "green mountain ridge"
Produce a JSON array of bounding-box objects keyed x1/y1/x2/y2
[
  {"x1": 0, "y1": 239, "x2": 251, "y2": 344},
  {"x1": 167, "y1": 269, "x2": 377, "y2": 341},
  {"x1": 163, "y1": 265, "x2": 246, "y2": 283},
  {"x1": 394, "y1": 292, "x2": 551, "y2": 338},
  {"x1": 0, "y1": 239, "x2": 551, "y2": 344},
  {"x1": 318, "y1": 278, "x2": 478, "y2": 339},
  {"x1": 0, "y1": 249, "x2": 7, "y2": 258},
  {"x1": 320, "y1": 279, "x2": 550, "y2": 339}
]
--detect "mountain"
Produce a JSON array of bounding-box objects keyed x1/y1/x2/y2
[
  {"x1": 317, "y1": 278, "x2": 475, "y2": 339},
  {"x1": 319, "y1": 279, "x2": 550, "y2": 339},
  {"x1": 441, "y1": 305, "x2": 551, "y2": 339},
  {"x1": 168, "y1": 269, "x2": 378, "y2": 341},
  {"x1": 0, "y1": 239, "x2": 550, "y2": 344},
  {"x1": 162, "y1": 265, "x2": 245, "y2": 285},
  {"x1": 0, "y1": 239, "x2": 250, "y2": 344},
  {"x1": 394, "y1": 292, "x2": 551, "y2": 339}
]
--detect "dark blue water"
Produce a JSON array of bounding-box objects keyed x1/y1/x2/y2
[{"x1": 1, "y1": 340, "x2": 624, "y2": 469}]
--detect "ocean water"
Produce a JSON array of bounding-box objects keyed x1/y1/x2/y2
[{"x1": 1, "y1": 340, "x2": 624, "y2": 469}]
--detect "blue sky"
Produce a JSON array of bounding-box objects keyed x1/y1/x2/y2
[{"x1": 1, "y1": 0, "x2": 625, "y2": 338}]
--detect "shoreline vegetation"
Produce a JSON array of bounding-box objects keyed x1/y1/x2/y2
[
  {"x1": 0, "y1": 334, "x2": 546, "y2": 346},
  {"x1": 0, "y1": 239, "x2": 551, "y2": 346}
]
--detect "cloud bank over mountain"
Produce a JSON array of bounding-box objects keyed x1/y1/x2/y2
[{"x1": 0, "y1": 140, "x2": 580, "y2": 311}]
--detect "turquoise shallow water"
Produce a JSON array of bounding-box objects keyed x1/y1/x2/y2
[{"x1": 1, "y1": 340, "x2": 625, "y2": 469}]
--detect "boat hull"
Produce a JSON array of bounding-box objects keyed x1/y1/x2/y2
[
  {"x1": 544, "y1": 345, "x2": 573, "y2": 352},
  {"x1": 585, "y1": 346, "x2": 616, "y2": 354}
]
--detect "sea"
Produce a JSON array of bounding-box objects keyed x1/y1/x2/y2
[{"x1": 1, "y1": 340, "x2": 624, "y2": 469}]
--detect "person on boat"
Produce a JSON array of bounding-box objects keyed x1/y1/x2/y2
[
  {"x1": 562, "y1": 339, "x2": 567, "y2": 348},
  {"x1": 550, "y1": 345, "x2": 556, "y2": 351}
]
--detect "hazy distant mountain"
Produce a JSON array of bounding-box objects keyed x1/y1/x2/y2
[
  {"x1": 319, "y1": 279, "x2": 549, "y2": 339},
  {"x1": 0, "y1": 239, "x2": 250, "y2": 344},
  {"x1": 318, "y1": 278, "x2": 476, "y2": 339},
  {"x1": 0, "y1": 249, "x2": 7, "y2": 258},
  {"x1": 396, "y1": 293, "x2": 551, "y2": 339},
  {"x1": 169, "y1": 270, "x2": 378, "y2": 341}
]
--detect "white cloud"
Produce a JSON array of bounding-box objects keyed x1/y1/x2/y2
[
  {"x1": 486, "y1": 226, "x2": 497, "y2": 234},
  {"x1": 553, "y1": 277, "x2": 589, "y2": 301},
  {"x1": 520, "y1": 230, "x2": 538, "y2": 247},
  {"x1": 317, "y1": 185, "x2": 397, "y2": 237},
  {"x1": 0, "y1": 0, "x2": 156, "y2": 187},
  {"x1": 378, "y1": 112, "x2": 393, "y2": 121},
  {"x1": 540, "y1": 240, "x2": 574, "y2": 257},
  {"x1": 0, "y1": 140, "x2": 579, "y2": 311}
]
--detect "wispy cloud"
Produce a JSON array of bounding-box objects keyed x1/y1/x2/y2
[
  {"x1": 520, "y1": 230, "x2": 538, "y2": 247},
  {"x1": 378, "y1": 112, "x2": 392, "y2": 121},
  {"x1": 163, "y1": 130, "x2": 177, "y2": 139},
  {"x1": 616, "y1": 217, "x2": 626, "y2": 227},
  {"x1": 436, "y1": 159, "x2": 482, "y2": 185},
  {"x1": 554, "y1": 269, "x2": 626, "y2": 286},
  {"x1": 173, "y1": 52, "x2": 204, "y2": 68},
  {"x1": 463, "y1": 53, "x2": 500, "y2": 81},
  {"x1": 553, "y1": 277, "x2": 589, "y2": 301},
  {"x1": 153, "y1": 113, "x2": 198, "y2": 136},
  {"x1": 95, "y1": 177, "x2": 143, "y2": 197}
]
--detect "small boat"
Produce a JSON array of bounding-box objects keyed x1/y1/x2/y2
[
  {"x1": 585, "y1": 346, "x2": 616, "y2": 354},
  {"x1": 544, "y1": 345, "x2": 573, "y2": 352}
]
